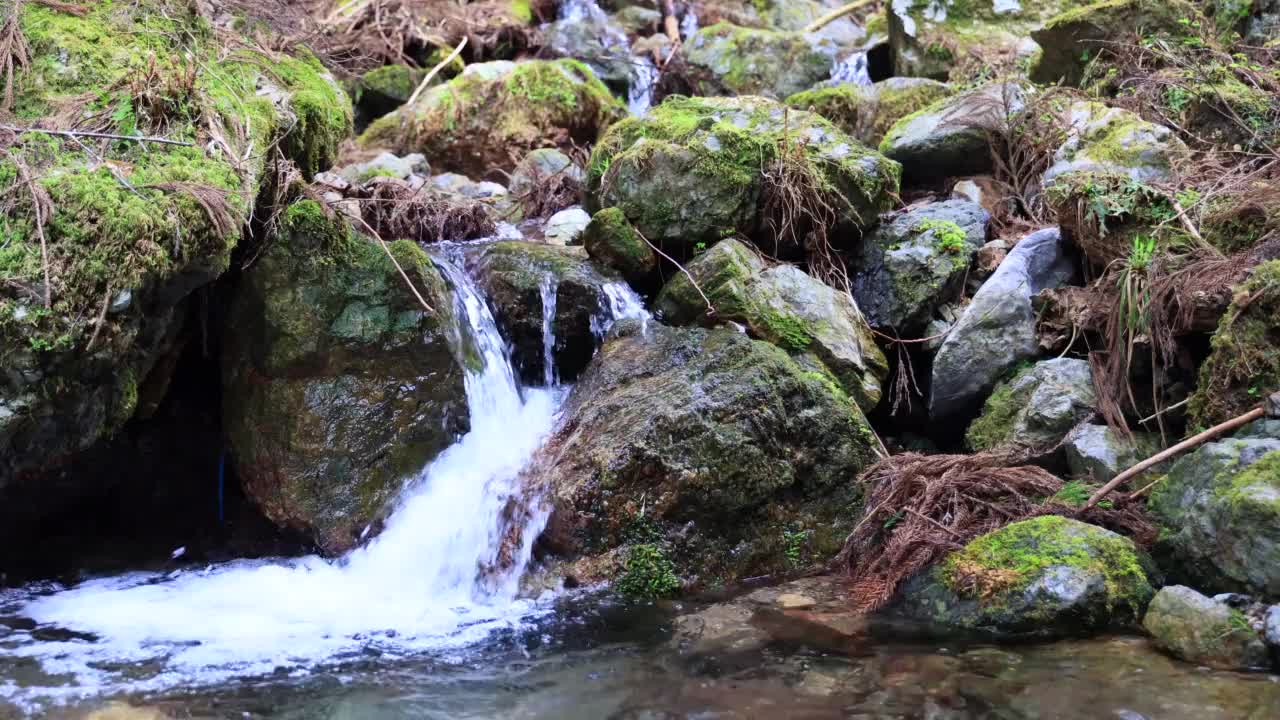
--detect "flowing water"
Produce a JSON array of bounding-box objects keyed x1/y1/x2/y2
[
  {"x1": 831, "y1": 51, "x2": 873, "y2": 86},
  {"x1": 0, "y1": 241, "x2": 648, "y2": 715}
]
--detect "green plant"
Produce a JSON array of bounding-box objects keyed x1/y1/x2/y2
[
  {"x1": 616, "y1": 543, "x2": 681, "y2": 600},
  {"x1": 915, "y1": 218, "x2": 968, "y2": 254},
  {"x1": 782, "y1": 527, "x2": 809, "y2": 568}
]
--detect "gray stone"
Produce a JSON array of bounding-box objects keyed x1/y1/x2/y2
[
  {"x1": 879, "y1": 82, "x2": 1025, "y2": 182},
  {"x1": 929, "y1": 227, "x2": 1077, "y2": 420},
  {"x1": 1042, "y1": 101, "x2": 1187, "y2": 187},
  {"x1": 1148, "y1": 420, "x2": 1280, "y2": 599},
  {"x1": 853, "y1": 199, "x2": 990, "y2": 332},
  {"x1": 655, "y1": 238, "x2": 888, "y2": 411},
  {"x1": 543, "y1": 9, "x2": 633, "y2": 89},
  {"x1": 965, "y1": 358, "x2": 1097, "y2": 453},
  {"x1": 510, "y1": 149, "x2": 585, "y2": 200},
  {"x1": 682, "y1": 22, "x2": 837, "y2": 99},
  {"x1": 543, "y1": 207, "x2": 592, "y2": 246},
  {"x1": 1064, "y1": 424, "x2": 1162, "y2": 482},
  {"x1": 891, "y1": 516, "x2": 1153, "y2": 640},
  {"x1": 1143, "y1": 586, "x2": 1270, "y2": 670},
  {"x1": 339, "y1": 151, "x2": 428, "y2": 183},
  {"x1": 1266, "y1": 605, "x2": 1280, "y2": 646}
]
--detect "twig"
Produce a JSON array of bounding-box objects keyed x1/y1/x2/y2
[
  {"x1": 633, "y1": 227, "x2": 716, "y2": 317},
  {"x1": 1138, "y1": 397, "x2": 1189, "y2": 425},
  {"x1": 1127, "y1": 474, "x2": 1166, "y2": 500},
  {"x1": 405, "y1": 36, "x2": 467, "y2": 107},
  {"x1": 1083, "y1": 404, "x2": 1267, "y2": 509},
  {"x1": 804, "y1": 0, "x2": 878, "y2": 34},
  {"x1": 905, "y1": 508, "x2": 964, "y2": 539},
  {"x1": 1, "y1": 148, "x2": 53, "y2": 307},
  {"x1": 0, "y1": 124, "x2": 194, "y2": 147},
  {"x1": 84, "y1": 285, "x2": 112, "y2": 352},
  {"x1": 345, "y1": 211, "x2": 436, "y2": 314}
]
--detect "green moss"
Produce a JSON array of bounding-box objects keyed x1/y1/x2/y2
[
  {"x1": 965, "y1": 366, "x2": 1033, "y2": 450},
  {"x1": 684, "y1": 22, "x2": 831, "y2": 97},
  {"x1": 616, "y1": 543, "x2": 681, "y2": 599},
  {"x1": 359, "y1": 64, "x2": 422, "y2": 103},
  {"x1": 944, "y1": 516, "x2": 1151, "y2": 610},
  {"x1": 1188, "y1": 260, "x2": 1280, "y2": 426},
  {"x1": 1215, "y1": 451, "x2": 1280, "y2": 515},
  {"x1": 509, "y1": 0, "x2": 534, "y2": 24}
]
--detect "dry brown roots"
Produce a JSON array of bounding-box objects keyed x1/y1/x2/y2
[
  {"x1": 354, "y1": 178, "x2": 496, "y2": 243},
  {"x1": 832, "y1": 451, "x2": 1156, "y2": 614}
]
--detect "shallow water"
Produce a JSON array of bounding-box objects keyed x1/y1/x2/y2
[{"x1": 5, "y1": 593, "x2": 1278, "y2": 719}]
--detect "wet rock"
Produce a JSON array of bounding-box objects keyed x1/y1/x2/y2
[
  {"x1": 852, "y1": 200, "x2": 990, "y2": 333},
  {"x1": 879, "y1": 82, "x2": 1025, "y2": 183},
  {"x1": 1064, "y1": 424, "x2": 1162, "y2": 482},
  {"x1": 586, "y1": 95, "x2": 899, "y2": 257},
  {"x1": 614, "y1": 6, "x2": 663, "y2": 33},
  {"x1": 655, "y1": 238, "x2": 889, "y2": 410},
  {"x1": 582, "y1": 207, "x2": 659, "y2": 287},
  {"x1": 965, "y1": 358, "x2": 1097, "y2": 453},
  {"x1": 354, "y1": 64, "x2": 428, "y2": 120},
  {"x1": 930, "y1": 228, "x2": 1077, "y2": 420},
  {"x1": 1148, "y1": 419, "x2": 1280, "y2": 599},
  {"x1": 787, "y1": 78, "x2": 955, "y2": 147},
  {"x1": 681, "y1": 22, "x2": 835, "y2": 99},
  {"x1": 539, "y1": 321, "x2": 881, "y2": 588},
  {"x1": 361, "y1": 60, "x2": 625, "y2": 178},
  {"x1": 887, "y1": 0, "x2": 1069, "y2": 80},
  {"x1": 543, "y1": 207, "x2": 592, "y2": 245},
  {"x1": 543, "y1": 5, "x2": 633, "y2": 90},
  {"x1": 1188, "y1": 260, "x2": 1280, "y2": 427},
  {"x1": 469, "y1": 241, "x2": 625, "y2": 384},
  {"x1": 1042, "y1": 102, "x2": 1187, "y2": 186},
  {"x1": 222, "y1": 201, "x2": 468, "y2": 554},
  {"x1": 891, "y1": 516, "x2": 1154, "y2": 640},
  {"x1": 1031, "y1": 0, "x2": 1199, "y2": 87},
  {"x1": 1143, "y1": 585, "x2": 1271, "y2": 670},
  {"x1": 338, "y1": 151, "x2": 429, "y2": 183}
]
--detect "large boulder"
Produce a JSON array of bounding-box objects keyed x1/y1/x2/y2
[
  {"x1": 1188, "y1": 260, "x2": 1280, "y2": 428},
  {"x1": 852, "y1": 199, "x2": 990, "y2": 332},
  {"x1": 655, "y1": 239, "x2": 888, "y2": 410},
  {"x1": 965, "y1": 358, "x2": 1098, "y2": 453},
  {"x1": 930, "y1": 228, "x2": 1077, "y2": 420},
  {"x1": 361, "y1": 60, "x2": 625, "y2": 178},
  {"x1": 582, "y1": 207, "x2": 659, "y2": 288},
  {"x1": 468, "y1": 241, "x2": 632, "y2": 385},
  {"x1": 538, "y1": 321, "x2": 882, "y2": 589},
  {"x1": 879, "y1": 82, "x2": 1025, "y2": 183},
  {"x1": 1143, "y1": 586, "x2": 1271, "y2": 670},
  {"x1": 1041, "y1": 101, "x2": 1188, "y2": 186},
  {"x1": 586, "y1": 95, "x2": 900, "y2": 257},
  {"x1": 1065, "y1": 424, "x2": 1163, "y2": 482},
  {"x1": 1148, "y1": 419, "x2": 1280, "y2": 599},
  {"x1": 890, "y1": 516, "x2": 1154, "y2": 639},
  {"x1": 222, "y1": 202, "x2": 468, "y2": 554},
  {"x1": 887, "y1": 0, "x2": 1082, "y2": 80},
  {"x1": 680, "y1": 23, "x2": 836, "y2": 99},
  {"x1": 787, "y1": 77, "x2": 955, "y2": 148},
  {"x1": 1031, "y1": 0, "x2": 1200, "y2": 87},
  {"x1": 0, "y1": 1, "x2": 351, "y2": 535}
]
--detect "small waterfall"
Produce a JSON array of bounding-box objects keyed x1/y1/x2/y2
[
  {"x1": 540, "y1": 274, "x2": 559, "y2": 387},
  {"x1": 627, "y1": 55, "x2": 659, "y2": 116},
  {"x1": 831, "y1": 50, "x2": 873, "y2": 86},
  {"x1": 0, "y1": 241, "x2": 658, "y2": 707}
]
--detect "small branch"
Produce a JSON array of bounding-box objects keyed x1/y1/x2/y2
[
  {"x1": 0, "y1": 124, "x2": 194, "y2": 147},
  {"x1": 633, "y1": 227, "x2": 716, "y2": 317},
  {"x1": 1138, "y1": 397, "x2": 1189, "y2": 426},
  {"x1": 804, "y1": 0, "x2": 878, "y2": 34},
  {"x1": 84, "y1": 285, "x2": 112, "y2": 352},
  {"x1": 405, "y1": 36, "x2": 467, "y2": 107},
  {"x1": 1083, "y1": 404, "x2": 1267, "y2": 509},
  {"x1": 346, "y1": 212, "x2": 436, "y2": 314}
]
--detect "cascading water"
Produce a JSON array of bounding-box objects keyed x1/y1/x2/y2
[
  {"x1": 627, "y1": 55, "x2": 659, "y2": 116},
  {"x1": 539, "y1": 274, "x2": 559, "y2": 387},
  {"x1": 0, "y1": 241, "x2": 648, "y2": 710},
  {"x1": 830, "y1": 51, "x2": 873, "y2": 86}
]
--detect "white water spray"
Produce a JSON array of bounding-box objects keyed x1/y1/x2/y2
[
  {"x1": 0, "y1": 242, "x2": 649, "y2": 710},
  {"x1": 831, "y1": 51, "x2": 873, "y2": 86},
  {"x1": 627, "y1": 55, "x2": 659, "y2": 116},
  {"x1": 540, "y1": 274, "x2": 559, "y2": 387}
]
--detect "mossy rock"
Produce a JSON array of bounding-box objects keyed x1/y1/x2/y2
[
  {"x1": 786, "y1": 77, "x2": 955, "y2": 147},
  {"x1": 1042, "y1": 101, "x2": 1188, "y2": 186},
  {"x1": 582, "y1": 207, "x2": 658, "y2": 288},
  {"x1": 585, "y1": 95, "x2": 900, "y2": 257},
  {"x1": 654, "y1": 238, "x2": 889, "y2": 410},
  {"x1": 537, "y1": 320, "x2": 880, "y2": 590},
  {"x1": 680, "y1": 22, "x2": 837, "y2": 100},
  {"x1": 0, "y1": 1, "x2": 351, "y2": 503},
  {"x1": 965, "y1": 358, "x2": 1097, "y2": 453},
  {"x1": 891, "y1": 516, "x2": 1155, "y2": 639},
  {"x1": 1031, "y1": 0, "x2": 1203, "y2": 87},
  {"x1": 879, "y1": 82, "x2": 1024, "y2": 184},
  {"x1": 360, "y1": 60, "x2": 626, "y2": 178},
  {"x1": 1148, "y1": 419, "x2": 1280, "y2": 599},
  {"x1": 852, "y1": 199, "x2": 989, "y2": 332},
  {"x1": 1188, "y1": 260, "x2": 1280, "y2": 428},
  {"x1": 1143, "y1": 585, "x2": 1271, "y2": 670},
  {"x1": 887, "y1": 0, "x2": 1092, "y2": 81},
  {"x1": 468, "y1": 241, "x2": 626, "y2": 385},
  {"x1": 222, "y1": 201, "x2": 468, "y2": 554}
]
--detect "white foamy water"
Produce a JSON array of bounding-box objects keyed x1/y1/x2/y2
[
  {"x1": 0, "y1": 243, "x2": 649, "y2": 710},
  {"x1": 540, "y1": 273, "x2": 559, "y2": 387},
  {"x1": 628, "y1": 55, "x2": 659, "y2": 116},
  {"x1": 831, "y1": 51, "x2": 873, "y2": 86}
]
